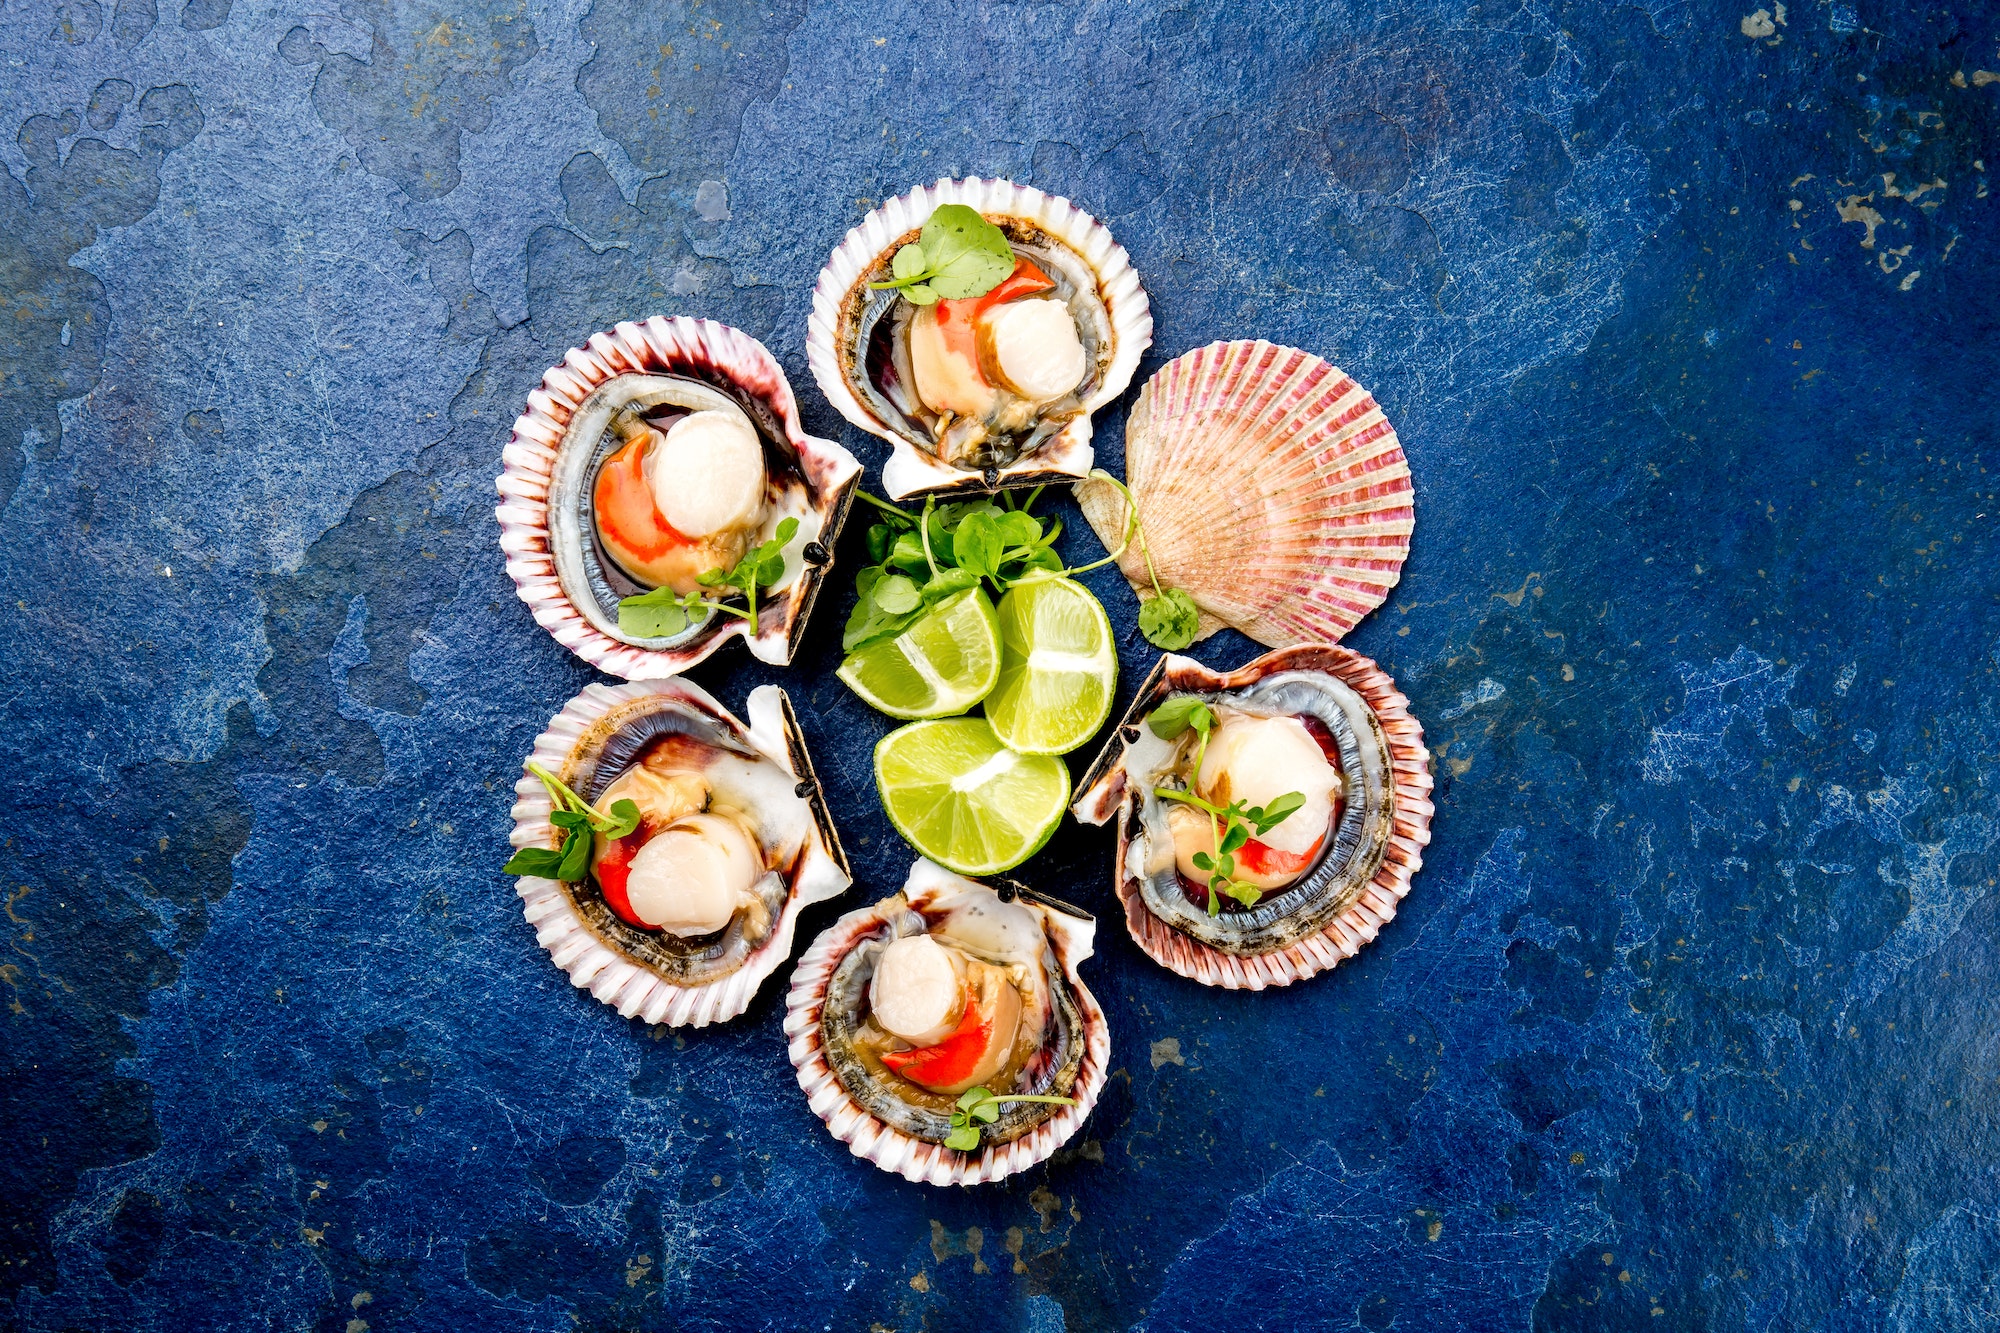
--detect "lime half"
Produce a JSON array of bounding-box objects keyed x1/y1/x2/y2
[
  {"x1": 837, "y1": 589, "x2": 1002, "y2": 719},
  {"x1": 985, "y1": 577, "x2": 1118, "y2": 756},
  {"x1": 874, "y1": 717, "x2": 1070, "y2": 875}
]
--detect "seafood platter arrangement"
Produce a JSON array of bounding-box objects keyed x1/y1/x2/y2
[{"x1": 495, "y1": 178, "x2": 1432, "y2": 1185}]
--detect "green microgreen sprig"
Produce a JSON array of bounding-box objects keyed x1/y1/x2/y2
[
  {"x1": 1082, "y1": 471, "x2": 1200, "y2": 651},
  {"x1": 944, "y1": 1086, "x2": 1078, "y2": 1152},
  {"x1": 866, "y1": 204, "x2": 1016, "y2": 306},
  {"x1": 616, "y1": 517, "x2": 800, "y2": 640},
  {"x1": 501, "y1": 761, "x2": 640, "y2": 882},
  {"x1": 1146, "y1": 698, "x2": 1306, "y2": 917}
]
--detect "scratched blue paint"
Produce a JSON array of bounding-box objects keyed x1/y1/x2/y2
[{"x1": 2, "y1": 0, "x2": 1997, "y2": 1328}]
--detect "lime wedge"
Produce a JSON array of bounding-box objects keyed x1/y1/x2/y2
[
  {"x1": 985, "y1": 577, "x2": 1118, "y2": 756},
  {"x1": 874, "y1": 718, "x2": 1070, "y2": 875},
  {"x1": 837, "y1": 589, "x2": 1002, "y2": 719}
]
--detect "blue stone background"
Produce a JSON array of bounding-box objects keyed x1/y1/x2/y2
[{"x1": 2, "y1": 0, "x2": 1997, "y2": 1325}]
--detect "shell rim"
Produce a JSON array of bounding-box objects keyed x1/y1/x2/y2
[
  {"x1": 1074, "y1": 645, "x2": 1434, "y2": 990},
  {"x1": 496, "y1": 315, "x2": 863, "y2": 679}
]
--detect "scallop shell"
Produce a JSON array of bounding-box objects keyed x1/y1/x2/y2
[
  {"x1": 497, "y1": 317, "x2": 863, "y2": 678},
  {"x1": 806, "y1": 177, "x2": 1152, "y2": 501},
  {"x1": 1076, "y1": 340, "x2": 1414, "y2": 647},
  {"x1": 511, "y1": 678, "x2": 851, "y2": 1027},
  {"x1": 784, "y1": 860, "x2": 1111, "y2": 1185},
  {"x1": 1072, "y1": 645, "x2": 1433, "y2": 990}
]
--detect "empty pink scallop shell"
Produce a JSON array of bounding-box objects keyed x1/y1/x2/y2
[{"x1": 1077, "y1": 340, "x2": 1414, "y2": 647}]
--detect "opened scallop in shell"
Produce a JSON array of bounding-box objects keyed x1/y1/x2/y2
[
  {"x1": 510, "y1": 678, "x2": 850, "y2": 1027},
  {"x1": 785, "y1": 859, "x2": 1110, "y2": 1185},
  {"x1": 1072, "y1": 645, "x2": 1433, "y2": 990},
  {"x1": 808, "y1": 178, "x2": 1151, "y2": 501},
  {"x1": 498, "y1": 317, "x2": 862, "y2": 678},
  {"x1": 1076, "y1": 340, "x2": 1414, "y2": 648}
]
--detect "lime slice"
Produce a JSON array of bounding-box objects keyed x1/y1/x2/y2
[
  {"x1": 837, "y1": 590, "x2": 1002, "y2": 719},
  {"x1": 985, "y1": 577, "x2": 1118, "y2": 756},
  {"x1": 874, "y1": 718, "x2": 1071, "y2": 875}
]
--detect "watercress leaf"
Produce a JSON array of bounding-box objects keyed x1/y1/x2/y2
[
  {"x1": 501, "y1": 847, "x2": 565, "y2": 876},
  {"x1": 602, "y1": 798, "x2": 642, "y2": 839},
  {"x1": 549, "y1": 809, "x2": 587, "y2": 829},
  {"x1": 773, "y1": 516, "x2": 800, "y2": 546},
  {"x1": 843, "y1": 599, "x2": 920, "y2": 653},
  {"x1": 923, "y1": 508, "x2": 957, "y2": 566},
  {"x1": 890, "y1": 239, "x2": 930, "y2": 282},
  {"x1": 901, "y1": 282, "x2": 940, "y2": 306},
  {"x1": 1257, "y1": 792, "x2": 1307, "y2": 831},
  {"x1": 953, "y1": 510, "x2": 1003, "y2": 578},
  {"x1": 1214, "y1": 852, "x2": 1236, "y2": 879},
  {"x1": 855, "y1": 564, "x2": 885, "y2": 600},
  {"x1": 1191, "y1": 851, "x2": 1214, "y2": 872},
  {"x1": 556, "y1": 827, "x2": 592, "y2": 883},
  {"x1": 944, "y1": 1124, "x2": 982, "y2": 1152},
  {"x1": 1208, "y1": 890, "x2": 1223, "y2": 918},
  {"x1": 866, "y1": 524, "x2": 898, "y2": 564},
  {"x1": 994, "y1": 510, "x2": 1043, "y2": 548},
  {"x1": 1220, "y1": 823, "x2": 1249, "y2": 855},
  {"x1": 889, "y1": 531, "x2": 930, "y2": 576},
  {"x1": 971, "y1": 1101, "x2": 1000, "y2": 1124},
  {"x1": 919, "y1": 203, "x2": 1008, "y2": 274},
  {"x1": 697, "y1": 567, "x2": 734, "y2": 588},
  {"x1": 874, "y1": 573, "x2": 922, "y2": 614},
  {"x1": 1226, "y1": 883, "x2": 1264, "y2": 907},
  {"x1": 921, "y1": 568, "x2": 979, "y2": 604},
  {"x1": 618, "y1": 588, "x2": 690, "y2": 639},
  {"x1": 931, "y1": 248, "x2": 1015, "y2": 299},
  {"x1": 1147, "y1": 694, "x2": 1209, "y2": 740},
  {"x1": 956, "y1": 1087, "x2": 991, "y2": 1111},
  {"x1": 1139, "y1": 587, "x2": 1201, "y2": 651}
]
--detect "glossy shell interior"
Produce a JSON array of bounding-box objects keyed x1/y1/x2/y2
[
  {"x1": 1073, "y1": 645, "x2": 1434, "y2": 989},
  {"x1": 511, "y1": 679, "x2": 851, "y2": 1027},
  {"x1": 806, "y1": 177, "x2": 1152, "y2": 502},
  {"x1": 1077, "y1": 340, "x2": 1414, "y2": 648},
  {"x1": 784, "y1": 860, "x2": 1111, "y2": 1185},
  {"x1": 498, "y1": 317, "x2": 862, "y2": 678}
]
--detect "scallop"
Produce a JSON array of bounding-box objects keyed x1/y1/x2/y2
[
  {"x1": 1072, "y1": 645, "x2": 1435, "y2": 990},
  {"x1": 807, "y1": 178, "x2": 1152, "y2": 501},
  {"x1": 1076, "y1": 340, "x2": 1414, "y2": 648},
  {"x1": 785, "y1": 860, "x2": 1111, "y2": 1185},
  {"x1": 498, "y1": 317, "x2": 863, "y2": 678},
  {"x1": 509, "y1": 678, "x2": 851, "y2": 1027}
]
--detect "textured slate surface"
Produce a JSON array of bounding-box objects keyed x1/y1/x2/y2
[{"x1": 2, "y1": 0, "x2": 1997, "y2": 1327}]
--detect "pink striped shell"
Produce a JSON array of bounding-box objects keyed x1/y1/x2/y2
[
  {"x1": 497, "y1": 316, "x2": 861, "y2": 678},
  {"x1": 510, "y1": 678, "x2": 851, "y2": 1027},
  {"x1": 806, "y1": 177, "x2": 1152, "y2": 501},
  {"x1": 1077, "y1": 340, "x2": 1414, "y2": 647},
  {"x1": 1072, "y1": 645, "x2": 1433, "y2": 990}
]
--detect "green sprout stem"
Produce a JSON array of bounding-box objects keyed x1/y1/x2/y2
[
  {"x1": 526, "y1": 761, "x2": 625, "y2": 832},
  {"x1": 855, "y1": 489, "x2": 919, "y2": 522},
  {"x1": 1070, "y1": 470, "x2": 1166, "y2": 598},
  {"x1": 918, "y1": 496, "x2": 941, "y2": 579}
]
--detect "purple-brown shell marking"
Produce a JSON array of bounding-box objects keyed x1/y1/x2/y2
[{"x1": 1072, "y1": 644, "x2": 1434, "y2": 990}]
